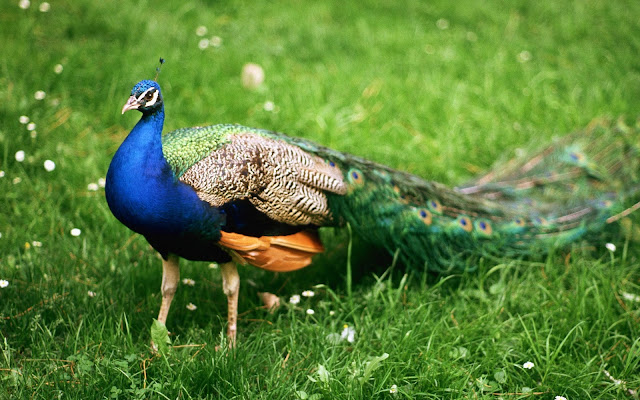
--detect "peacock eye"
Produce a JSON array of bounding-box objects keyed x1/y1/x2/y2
[{"x1": 145, "y1": 91, "x2": 154, "y2": 100}]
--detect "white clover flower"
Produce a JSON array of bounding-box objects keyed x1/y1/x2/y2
[
  {"x1": 32, "y1": 241, "x2": 42, "y2": 247},
  {"x1": 18, "y1": 0, "x2": 30, "y2": 9},
  {"x1": 0, "y1": 280, "x2": 9, "y2": 288},
  {"x1": 622, "y1": 292, "x2": 640, "y2": 302},
  {"x1": 436, "y1": 18, "x2": 449, "y2": 30},
  {"x1": 19, "y1": 115, "x2": 29, "y2": 124},
  {"x1": 0, "y1": 171, "x2": 4, "y2": 178},
  {"x1": 54, "y1": 64, "x2": 63, "y2": 74},
  {"x1": 605, "y1": 243, "x2": 616, "y2": 252},
  {"x1": 34, "y1": 90, "x2": 46, "y2": 100},
  {"x1": 208, "y1": 262, "x2": 218, "y2": 269},
  {"x1": 518, "y1": 50, "x2": 532, "y2": 63},
  {"x1": 241, "y1": 63, "x2": 265, "y2": 89},
  {"x1": 43, "y1": 160, "x2": 55, "y2": 172},
  {"x1": 340, "y1": 325, "x2": 356, "y2": 343},
  {"x1": 329, "y1": 310, "x2": 335, "y2": 316},
  {"x1": 186, "y1": 302, "x2": 197, "y2": 311},
  {"x1": 15, "y1": 150, "x2": 25, "y2": 162},
  {"x1": 554, "y1": 396, "x2": 567, "y2": 400},
  {"x1": 195, "y1": 26, "x2": 207, "y2": 36},
  {"x1": 523, "y1": 361, "x2": 534, "y2": 369},
  {"x1": 27, "y1": 122, "x2": 36, "y2": 131},
  {"x1": 306, "y1": 308, "x2": 315, "y2": 315},
  {"x1": 39, "y1": 2, "x2": 50, "y2": 12},
  {"x1": 389, "y1": 384, "x2": 398, "y2": 394},
  {"x1": 198, "y1": 38, "x2": 209, "y2": 50},
  {"x1": 301, "y1": 290, "x2": 315, "y2": 297},
  {"x1": 87, "y1": 290, "x2": 96, "y2": 297},
  {"x1": 210, "y1": 36, "x2": 222, "y2": 47},
  {"x1": 70, "y1": 228, "x2": 81, "y2": 237},
  {"x1": 182, "y1": 278, "x2": 196, "y2": 286},
  {"x1": 263, "y1": 101, "x2": 275, "y2": 112},
  {"x1": 98, "y1": 177, "x2": 106, "y2": 187},
  {"x1": 87, "y1": 183, "x2": 99, "y2": 191},
  {"x1": 289, "y1": 294, "x2": 300, "y2": 304}
]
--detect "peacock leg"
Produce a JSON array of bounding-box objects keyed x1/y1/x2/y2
[
  {"x1": 157, "y1": 253, "x2": 180, "y2": 326},
  {"x1": 220, "y1": 262, "x2": 240, "y2": 346}
]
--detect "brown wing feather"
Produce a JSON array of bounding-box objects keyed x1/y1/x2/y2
[{"x1": 179, "y1": 133, "x2": 347, "y2": 226}]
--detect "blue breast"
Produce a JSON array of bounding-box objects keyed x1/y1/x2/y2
[{"x1": 106, "y1": 110, "x2": 229, "y2": 261}]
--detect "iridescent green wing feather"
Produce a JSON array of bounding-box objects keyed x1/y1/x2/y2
[{"x1": 162, "y1": 124, "x2": 236, "y2": 178}]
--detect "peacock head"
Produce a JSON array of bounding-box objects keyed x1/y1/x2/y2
[{"x1": 122, "y1": 80, "x2": 163, "y2": 115}]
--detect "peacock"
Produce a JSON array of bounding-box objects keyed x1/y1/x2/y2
[{"x1": 106, "y1": 77, "x2": 640, "y2": 345}]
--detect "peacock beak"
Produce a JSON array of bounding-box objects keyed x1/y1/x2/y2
[{"x1": 121, "y1": 95, "x2": 140, "y2": 114}]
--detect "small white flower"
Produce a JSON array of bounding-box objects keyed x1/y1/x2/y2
[
  {"x1": 54, "y1": 64, "x2": 63, "y2": 74},
  {"x1": 554, "y1": 396, "x2": 567, "y2": 400},
  {"x1": 186, "y1": 302, "x2": 197, "y2": 311},
  {"x1": 517, "y1": 50, "x2": 532, "y2": 63},
  {"x1": 301, "y1": 290, "x2": 315, "y2": 297},
  {"x1": 195, "y1": 26, "x2": 207, "y2": 36},
  {"x1": 605, "y1": 243, "x2": 616, "y2": 252},
  {"x1": 340, "y1": 325, "x2": 356, "y2": 343},
  {"x1": 0, "y1": 280, "x2": 9, "y2": 288},
  {"x1": 15, "y1": 150, "x2": 25, "y2": 162},
  {"x1": 13, "y1": 177, "x2": 22, "y2": 184},
  {"x1": 523, "y1": 361, "x2": 534, "y2": 369},
  {"x1": 27, "y1": 122, "x2": 36, "y2": 131},
  {"x1": 87, "y1": 183, "x2": 99, "y2": 191},
  {"x1": 263, "y1": 101, "x2": 275, "y2": 112},
  {"x1": 39, "y1": 2, "x2": 50, "y2": 12},
  {"x1": 34, "y1": 90, "x2": 46, "y2": 100},
  {"x1": 289, "y1": 294, "x2": 300, "y2": 304},
  {"x1": 19, "y1": 115, "x2": 29, "y2": 124},
  {"x1": 70, "y1": 228, "x2": 81, "y2": 237},
  {"x1": 198, "y1": 38, "x2": 209, "y2": 50},
  {"x1": 390, "y1": 384, "x2": 398, "y2": 394},
  {"x1": 31, "y1": 240, "x2": 42, "y2": 247},
  {"x1": 622, "y1": 292, "x2": 640, "y2": 302},
  {"x1": 241, "y1": 63, "x2": 265, "y2": 89},
  {"x1": 436, "y1": 18, "x2": 449, "y2": 30},
  {"x1": 98, "y1": 177, "x2": 106, "y2": 187},
  {"x1": 329, "y1": 310, "x2": 335, "y2": 316},
  {"x1": 18, "y1": 0, "x2": 30, "y2": 9},
  {"x1": 306, "y1": 308, "x2": 315, "y2": 315},
  {"x1": 30, "y1": 131, "x2": 37, "y2": 138},
  {"x1": 0, "y1": 171, "x2": 4, "y2": 178},
  {"x1": 87, "y1": 290, "x2": 96, "y2": 297},
  {"x1": 182, "y1": 278, "x2": 196, "y2": 286},
  {"x1": 603, "y1": 369, "x2": 624, "y2": 385},
  {"x1": 210, "y1": 36, "x2": 222, "y2": 47},
  {"x1": 208, "y1": 262, "x2": 218, "y2": 269},
  {"x1": 43, "y1": 160, "x2": 55, "y2": 172}
]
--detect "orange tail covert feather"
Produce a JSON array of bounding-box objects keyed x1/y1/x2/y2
[{"x1": 218, "y1": 231, "x2": 324, "y2": 272}]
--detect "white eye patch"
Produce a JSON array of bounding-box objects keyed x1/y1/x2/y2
[{"x1": 136, "y1": 87, "x2": 159, "y2": 107}]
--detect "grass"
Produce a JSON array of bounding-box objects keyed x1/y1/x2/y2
[{"x1": 1, "y1": 0, "x2": 640, "y2": 398}]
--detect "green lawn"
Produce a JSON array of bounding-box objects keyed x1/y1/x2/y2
[{"x1": 1, "y1": 0, "x2": 640, "y2": 398}]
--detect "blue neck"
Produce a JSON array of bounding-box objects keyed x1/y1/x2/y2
[{"x1": 119, "y1": 108, "x2": 166, "y2": 178}]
